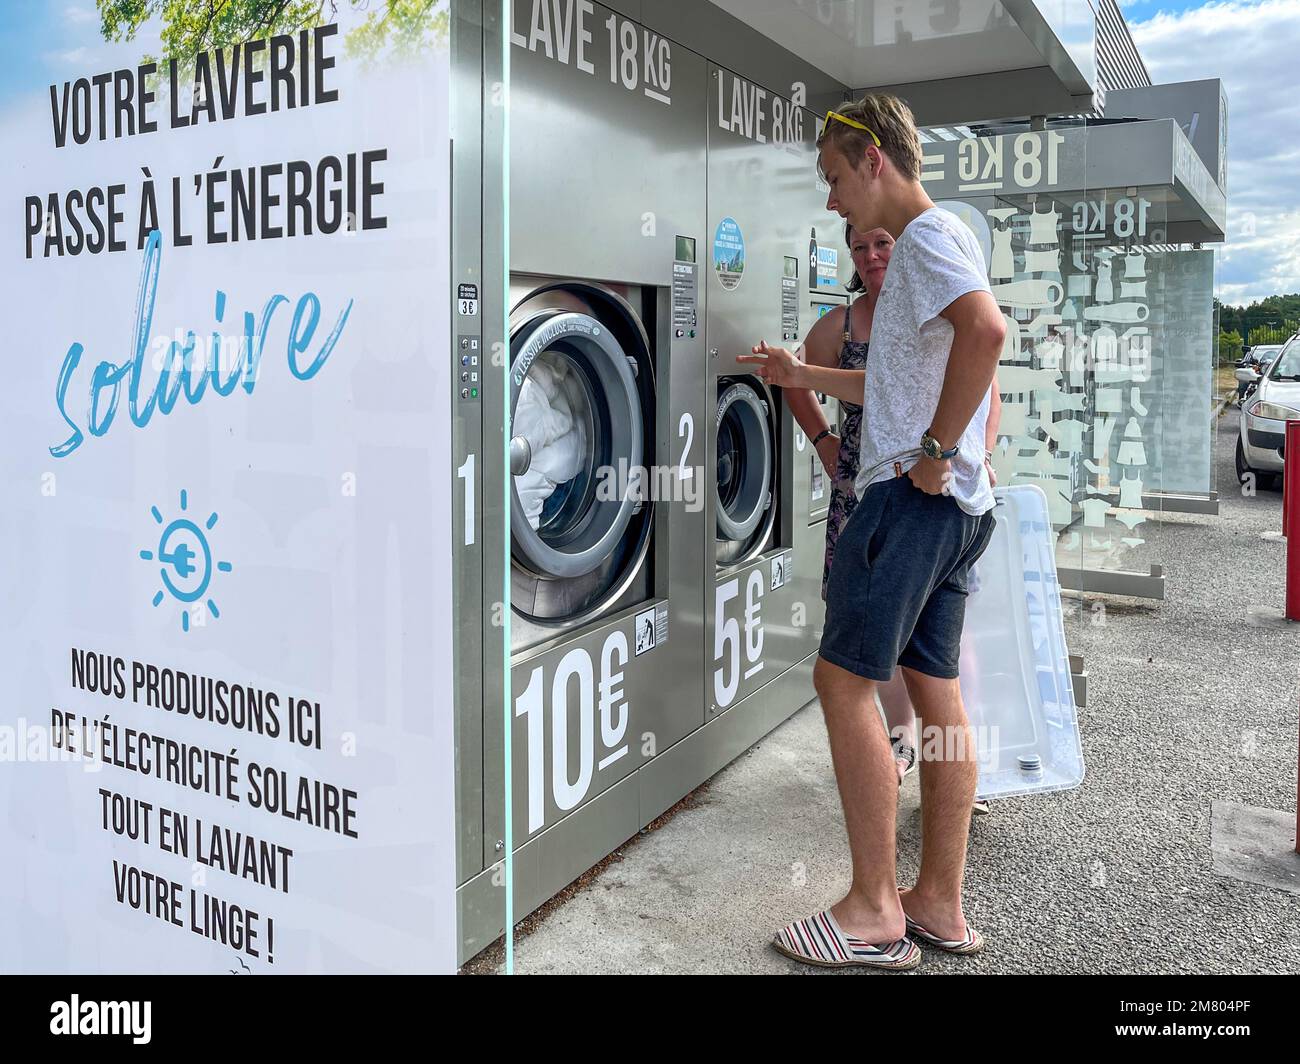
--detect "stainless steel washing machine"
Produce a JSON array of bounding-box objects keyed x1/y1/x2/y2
[
  {"x1": 704, "y1": 62, "x2": 835, "y2": 719},
  {"x1": 715, "y1": 374, "x2": 779, "y2": 568},
  {"x1": 457, "y1": 0, "x2": 854, "y2": 961},
  {"x1": 468, "y1": 2, "x2": 712, "y2": 924},
  {"x1": 508, "y1": 278, "x2": 657, "y2": 649}
]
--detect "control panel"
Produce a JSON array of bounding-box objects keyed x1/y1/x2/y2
[
  {"x1": 457, "y1": 282, "x2": 480, "y2": 402},
  {"x1": 672, "y1": 235, "x2": 698, "y2": 340},
  {"x1": 781, "y1": 255, "x2": 799, "y2": 341},
  {"x1": 457, "y1": 334, "x2": 481, "y2": 401}
]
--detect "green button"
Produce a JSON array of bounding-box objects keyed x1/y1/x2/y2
[
  {"x1": 689, "y1": 329, "x2": 696, "y2": 338},
  {"x1": 470, "y1": 388, "x2": 478, "y2": 398}
]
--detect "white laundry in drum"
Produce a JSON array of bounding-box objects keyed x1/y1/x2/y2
[{"x1": 512, "y1": 355, "x2": 591, "y2": 529}]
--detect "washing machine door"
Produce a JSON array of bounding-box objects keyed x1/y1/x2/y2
[
  {"x1": 509, "y1": 303, "x2": 645, "y2": 590},
  {"x1": 716, "y1": 378, "x2": 775, "y2": 565}
]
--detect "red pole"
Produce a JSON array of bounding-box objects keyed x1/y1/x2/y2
[
  {"x1": 1288, "y1": 421, "x2": 1300, "y2": 621},
  {"x1": 1289, "y1": 422, "x2": 1300, "y2": 855}
]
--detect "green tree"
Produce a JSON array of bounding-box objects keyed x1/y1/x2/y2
[
  {"x1": 97, "y1": 0, "x2": 446, "y2": 63},
  {"x1": 1217, "y1": 329, "x2": 1242, "y2": 366},
  {"x1": 1247, "y1": 321, "x2": 1297, "y2": 347},
  {"x1": 1219, "y1": 293, "x2": 1300, "y2": 348}
]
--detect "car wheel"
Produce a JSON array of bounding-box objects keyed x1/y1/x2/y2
[{"x1": 1235, "y1": 435, "x2": 1253, "y2": 488}]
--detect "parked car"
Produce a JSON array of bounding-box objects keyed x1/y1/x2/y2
[
  {"x1": 1238, "y1": 336, "x2": 1300, "y2": 488},
  {"x1": 1235, "y1": 343, "x2": 1284, "y2": 403}
]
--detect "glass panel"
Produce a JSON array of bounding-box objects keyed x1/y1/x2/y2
[
  {"x1": 1, "y1": 0, "x2": 471, "y2": 975},
  {"x1": 1072, "y1": 187, "x2": 1168, "y2": 581},
  {"x1": 916, "y1": 114, "x2": 1088, "y2": 794}
]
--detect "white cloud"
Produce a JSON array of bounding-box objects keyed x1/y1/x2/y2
[
  {"x1": 63, "y1": 4, "x2": 97, "y2": 25},
  {"x1": 43, "y1": 47, "x2": 89, "y2": 66},
  {"x1": 1129, "y1": 0, "x2": 1300, "y2": 304}
]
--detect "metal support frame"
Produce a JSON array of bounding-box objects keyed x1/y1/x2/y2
[{"x1": 1057, "y1": 564, "x2": 1165, "y2": 600}]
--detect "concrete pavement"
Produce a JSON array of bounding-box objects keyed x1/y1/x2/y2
[{"x1": 488, "y1": 409, "x2": 1300, "y2": 974}]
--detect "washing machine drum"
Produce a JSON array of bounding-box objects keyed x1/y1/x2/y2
[
  {"x1": 716, "y1": 379, "x2": 773, "y2": 551},
  {"x1": 509, "y1": 308, "x2": 644, "y2": 582}
]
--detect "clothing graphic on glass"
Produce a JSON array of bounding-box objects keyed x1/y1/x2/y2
[
  {"x1": 1036, "y1": 337, "x2": 1063, "y2": 370},
  {"x1": 1118, "y1": 471, "x2": 1144, "y2": 509},
  {"x1": 1028, "y1": 206, "x2": 1060, "y2": 246},
  {"x1": 1092, "y1": 415, "x2": 1117, "y2": 459},
  {"x1": 1095, "y1": 256, "x2": 1114, "y2": 303},
  {"x1": 1081, "y1": 496, "x2": 1110, "y2": 528},
  {"x1": 1116, "y1": 418, "x2": 1146, "y2": 467},
  {"x1": 991, "y1": 227, "x2": 1014, "y2": 280},
  {"x1": 1024, "y1": 248, "x2": 1060, "y2": 274},
  {"x1": 1091, "y1": 326, "x2": 1117, "y2": 367},
  {"x1": 1095, "y1": 387, "x2": 1123, "y2": 414}
]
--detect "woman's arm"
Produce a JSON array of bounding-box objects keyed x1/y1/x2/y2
[
  {"x1": 986, "y1": 374, "x2": 1002, "y2": 451},
  {"x1": 784, "y1": 386, "x2": 839, "y2": 474},
  {"x1": 984, "y1": 374, "x2": 1002, "y2": 486}
]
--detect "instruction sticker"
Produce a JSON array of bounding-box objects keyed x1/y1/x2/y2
[
  {"x1": 770, "y1": 554, "x2": 786, "y2": 590},
  {"x1": 635, "y1": 607, "x2": 657, "y2": 655},
  {"x1": 713, "y1": 216, "x2": 745, "y2": 291}
]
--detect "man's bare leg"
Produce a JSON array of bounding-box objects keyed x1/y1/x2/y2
[
  {"x1": 878, "y1": 671, "x2": 917, "y2": 784},
  {"x1": 813, "y1": 656, "x2": 907, "y2": 944},
  {"x1": 897, "y1": 667, "x2": 976, "y2": 940}
]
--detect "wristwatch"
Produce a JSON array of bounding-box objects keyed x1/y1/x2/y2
[
  {"x1": 811, "y1": 428, "x2": 834, "y2": 447},
  {"x1": 920, "y1": 430, "x2": 959, "y2": 461}
]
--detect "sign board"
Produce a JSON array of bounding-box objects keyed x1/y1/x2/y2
[{"x1": 0, "y1": 7, "x2": 457, "y2": 973}]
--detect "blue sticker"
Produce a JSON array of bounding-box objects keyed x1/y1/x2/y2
[
  {"x1": 713, "y1": 216, "x2": 745, "y2": 291},
  {"x1": 816, "y1": 245, "x2": 840, "y2": 289}
]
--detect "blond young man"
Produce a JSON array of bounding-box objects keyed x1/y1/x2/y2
[{"x1": 755, "y1": 95, "x2": 1005, "y2": 971}]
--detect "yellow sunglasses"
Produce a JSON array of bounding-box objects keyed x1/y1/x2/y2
[{"x1": 825, "y1": 110, "x2": 881, "y2": 147}]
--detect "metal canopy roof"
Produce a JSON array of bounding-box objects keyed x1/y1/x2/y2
[
  {"x1": 706, "y1": 0, "x2": 1098, "y2": 122},
  {"x1": 916, "y1": 119, "x2": 1227, "y2": 243}
]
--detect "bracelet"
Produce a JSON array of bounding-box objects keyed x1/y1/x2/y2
[{"x1": 811, "y1": 428, "x2": 834, "y2": 447}]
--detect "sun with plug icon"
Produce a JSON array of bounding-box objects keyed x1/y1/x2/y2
[{"x1": 139, "y1": 490, "x2": 233, "y2": 632}]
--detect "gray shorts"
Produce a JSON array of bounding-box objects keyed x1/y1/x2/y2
[{"x1": 819, "y1": 476, "x2": 995, "y2": 682}]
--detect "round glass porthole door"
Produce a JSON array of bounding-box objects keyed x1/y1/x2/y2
[
  {"x1": 508, "y1": 285, "x2": 654, "y2": 628},
  {"x1": 716, "y1": 378, "x2": 775, "y2": 566}
]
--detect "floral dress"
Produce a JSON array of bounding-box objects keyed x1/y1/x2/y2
[{"x1": 822, "y1": 305, "x2": 870, "y2": 601}]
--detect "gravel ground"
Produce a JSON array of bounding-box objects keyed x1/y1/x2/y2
[{"x1": 490, "y1": 409, "x2": 1300, "y2": 974}]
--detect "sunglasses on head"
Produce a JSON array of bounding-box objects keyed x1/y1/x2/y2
[{"x1": 825, "y1": 110, "x2": 881, "y2": 146}]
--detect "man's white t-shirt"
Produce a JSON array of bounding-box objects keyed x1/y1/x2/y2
[{"x1": 854, "y1": 207, "x2": 995, "y2": 516}]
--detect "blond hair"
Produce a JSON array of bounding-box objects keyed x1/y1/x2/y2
[{"x1": 817, "y1": 93, "x2": 922, "y2": 182}]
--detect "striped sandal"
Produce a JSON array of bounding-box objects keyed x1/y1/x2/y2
[
  {"x1": 772, "y1": 910, "x2": 921, "y2": 971},
  {"x1": 903, "y1": 915, "x2": 985, "y2": 955},
  {"x1": 891, "y1": 735, "x2": 917, "y2": 786}
]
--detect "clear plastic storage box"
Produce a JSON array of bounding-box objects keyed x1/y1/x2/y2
[{"x1": 961, "y1": 484, "x2": 1085, "y2": 799}]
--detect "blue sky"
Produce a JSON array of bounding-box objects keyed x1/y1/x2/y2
[
  {"x1": 6, "y1": 1, "x2": 1295, "y2": 305},
  {"x1": 0, "y1": 3, "x2": 133, "y2": 100},
  {"x1": 1118, "y1": 0, "x2": 1207, "y2": 16},
  {"x1": 1124, "y1": 0, "x2": 1300, "y2": 304}
]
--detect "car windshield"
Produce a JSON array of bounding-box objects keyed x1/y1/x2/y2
[{"x1": 1268, "y1": 341, "x2": 1300, "y2": 381}]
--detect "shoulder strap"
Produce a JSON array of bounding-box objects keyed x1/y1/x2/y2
[{"x1": 842, "y1": 303, "x2": 852, "y2": 343}]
